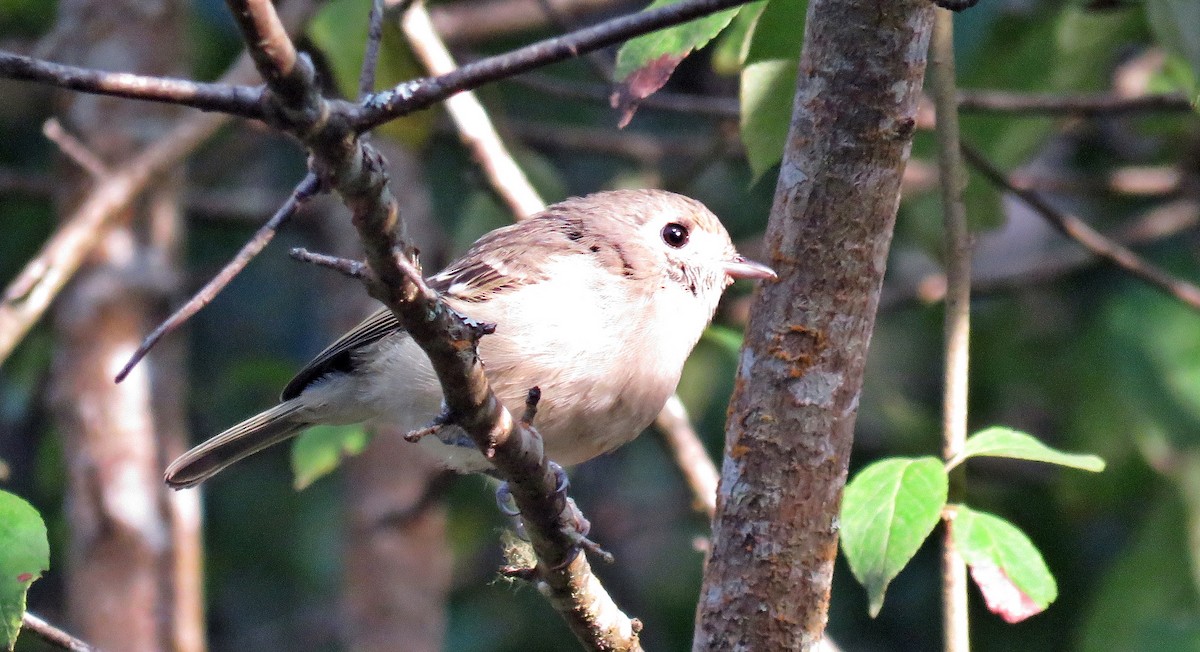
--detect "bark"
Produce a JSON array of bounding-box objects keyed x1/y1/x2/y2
[
  {"x1": 49, "y1": 1, "x2": 203, "y2": 650},
  {"x1": 693, "y1": 1, "x2": 934, "y2": 649}
]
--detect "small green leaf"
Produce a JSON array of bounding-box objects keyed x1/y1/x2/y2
[
  {"x1": 0, "y1": 490, "x2": 49, "y2": 651},
  {"x1": 841, "y1": 456, "x2": 948, "y2": 617},
  {"x1": 952, "y1": 505, "x2": 1057, "y2": 623},
  {"x1": 951, "y1": 426, "x2": 1106, "y2": 472},
  {"x1": 709, "y1": 1, "x2": 766, "y2": 75},
  {"x1": 738, "y1": 0, "x2": 806, "y2": 181},
  {"x1": 612, "y1": 0, "x2": 745, "y2": 125},
  {"x1": 291, "y1": 425, "x2": 370, "y2": 490}
]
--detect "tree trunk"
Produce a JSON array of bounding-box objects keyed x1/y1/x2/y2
[
  {"x1": 693, "y1": 0, "x2": 934, "y2": 649},
  {"x1": 49, "y1": 1, "x2": 204, "y2": 650}
]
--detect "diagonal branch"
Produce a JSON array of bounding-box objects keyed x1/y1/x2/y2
[
  {"x1": 115, "y1": 173, "x2": 321, "y2": 381},
  {"x1": 962, "y1": 143, "x2": 1200, "y2": 312},
  {"x1": 0, "y1": 109, "x2": 227, "y2": 366}
]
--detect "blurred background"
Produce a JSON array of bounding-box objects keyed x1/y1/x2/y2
[{"x1": 1, "y1": 0, "x2": 1199, "y2": 650}]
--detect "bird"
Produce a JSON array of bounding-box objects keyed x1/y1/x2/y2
[{"x1": 165, "y1": 189, "x2": 775, "y2": 489}]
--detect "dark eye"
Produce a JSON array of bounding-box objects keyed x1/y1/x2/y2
[{"x1": 661, "y1": 222, "x2": 690, "y2": 248}]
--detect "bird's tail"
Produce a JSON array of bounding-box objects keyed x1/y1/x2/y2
[{"x1": 165, "y1": 402, "x2": 308, "y2": 489}]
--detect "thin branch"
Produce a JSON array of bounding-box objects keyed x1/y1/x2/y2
[
  {"x1": 401, "y1": 1, "x2": 546, "y2": 217},
  {"x1": 957, "y1": 89, "x2": 1194, "y2": 116},
  {"x1": 930, "y1": 10, "x2": 970, "y2": 652},
  {"x1": 21, "y1": 612, "x2": 98, "y2": 652},
  {"x1": 359, "y1": 0, "x2": 386, "y2": 98},
  {"x1": 963, "y1": 143, "x2": 1200, "y2": 311},
  {"x1": 290, "y1": 246, "x2": 369, "y2": 278},
  {"x1": 655, "y1": 395, "x2": 718, "y2": 519},
  {"x1": 115, "y1": 173, "x2": 321, "y2": 382},
  {"x1": 43, "y1": 118, "x2": 109, "y2": 178},
  {"x1": 0, "y1": 51, "x2": 264, "y2": 119},
  {"x1": 353, "y1": 0, "x2": 759, "y2": 131}
]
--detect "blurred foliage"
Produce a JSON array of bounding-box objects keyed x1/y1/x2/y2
[{"x1": 0, "y1": 0, "x2": 1199, "y2": 651}]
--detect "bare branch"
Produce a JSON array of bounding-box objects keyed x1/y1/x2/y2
[
  {"x1": 353, "y1": 0, "x2": 759, "y2": 131},
  {"x1": 930, "y1": 10, "x2": 970, "y2": 652},
  {"x1": 359, "y1": 0, "x2": 386, "y2": 97},
  {"x1": 43, "y1": 118, "x2": 109, "y2": 178},
  {"x1": 21, "y1": 612, "x2": 98, "y2": 652},
  {"x1": 0, "y1": 51, "x2": 264, "y2": 119},
  {"x1": 401, "y1": 2, "x2": 546, "y2": 217},
  {"x1": 962, "y1": 143, "x2": 1200, "y2": 311},
  {"x1": 114, "y1": 173, "x2": 321, "y2": 382},
  {"x1": 957, "y1": 89, "x2": 1194, "y2": 116},
  {"x1": 655, "y1": 395, "x2": 718, "y2": 519},
  {"x1": 290, "y1": 246, "x2": 370, "y2": 279}
]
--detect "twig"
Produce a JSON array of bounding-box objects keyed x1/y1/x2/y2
[
  {"x1": 114, "y1": 172, "x2": 321, "y2": 381},
  {"x1": 401, "y1": 1, "x2": 546, "y2": 218},
  {"x1": 21, "y1": 611, "x2": 98, "y2": 652},
  {"x1": 930, "y1": 10, "x2": 970, "y2": 652},
  {"x1": 43, "y1": 118, "x2": 109, "y2": 178},
  {"x1": 962, "y1": 143, "x2": 1200, "y2": 311},
  {"x1": 0, "y1": 51, "x2": 264, "y2": 119},
  {"x1": 957, "y1": 89, "x2": 1194, "y2": 116},
  {"x1": 359, "y1": 0, "x2": 386, "y2": 97},
  {"x1": 290, "y1": 247, "x2": 369, "y2": 279},
  {"x1": 655, "y1": 395, "x2": 718, "y2": 519},
  {"x1": 353, "y1": 0, "x2": 759, "y2": 131},
  {"x1": 880, "y1": 199, "x2": 1200, "y2": 310}
]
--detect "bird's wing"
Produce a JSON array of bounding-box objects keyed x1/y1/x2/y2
[
  {"x1": 280, "y1": 308, "x2": 402, "y2": 400},
  {"x1": 281, "y1": 217, "x2": 589, "y2": 400}
]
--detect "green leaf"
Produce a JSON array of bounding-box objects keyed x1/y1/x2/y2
[
  {"x1": 0, "y1": 490, "x2": 49, "y2": 651},
  {"x1": 738, "y1": 0, "x2": 807, "y2": 181},
  {"x1": 613, "y1": 0, "x2": 746, "y2": 81},
  {"x1": 710, "y1": 1, "x2": 766, "y2": 75},
  {"x1": 951, "y1": 426, "x2": 1106, "y2": 472},
  {"x1": 952, "y1": 505, "x2": 1057, "y2": 623},
  {"x1": 841, "y1": 456, "x2": 948, "y2": 617},
  {"x1": 291, "y1": 425, "x2": 370, "y2": 490},
  {"x1": 612, "y1": 0, "x2": 745, "y2": 126},
  {"x1": 308, "y1": 0, "x2": 433, "y2": 147},
  {"x1": 1146, "y1": 0, "x2": 1200, "y2": 97}
]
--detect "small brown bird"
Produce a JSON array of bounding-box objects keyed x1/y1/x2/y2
[{"x1": 166, "y1": 189, "x2": 775, "y2": 488}]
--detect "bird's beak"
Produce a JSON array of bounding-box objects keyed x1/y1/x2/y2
[{"x1": 724, "y1": 255, "x2": 777, "y2": 281}]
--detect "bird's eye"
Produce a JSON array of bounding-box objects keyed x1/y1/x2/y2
[{"x1": 661, "y1": 222, "x2": 690, "y2": 248}]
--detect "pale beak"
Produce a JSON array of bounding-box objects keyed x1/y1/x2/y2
[{"x1": 724, "y1": 255, "x2": 777, "y2": 281}]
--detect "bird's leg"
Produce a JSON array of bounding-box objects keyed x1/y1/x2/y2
[{"x1": 494, "y1": 481, "x2": 528, "y2": 541}]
